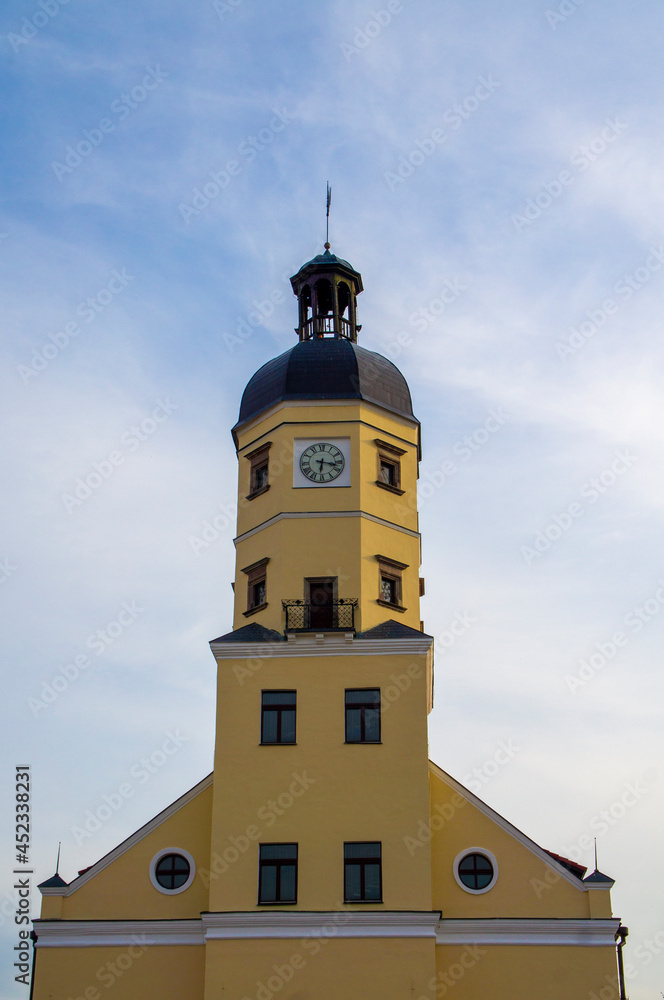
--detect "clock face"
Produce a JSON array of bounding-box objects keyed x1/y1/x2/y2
[{"x1": 299, "y1": 442, "x2": 345, "y2": 483}]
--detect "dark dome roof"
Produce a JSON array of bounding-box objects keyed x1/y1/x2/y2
[{"x1": 237, "y1": 338, "x2": 415, "y2": 425}]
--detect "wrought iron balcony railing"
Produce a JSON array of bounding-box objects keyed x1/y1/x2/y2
[{"x1": 282, "y1": 599, "x2": 358, "y2": 632}]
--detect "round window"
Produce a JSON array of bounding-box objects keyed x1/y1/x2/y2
[
  {"x1": 453, "y1": 849, "x2": 498, "y2": 894},
  {"x1": 150, "y1": 848, "x2": 195, "y2": 895}
]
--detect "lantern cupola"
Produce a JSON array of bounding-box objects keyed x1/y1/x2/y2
[{"x1": 290, "y1": 246, "x2": 363, "y2": 342}]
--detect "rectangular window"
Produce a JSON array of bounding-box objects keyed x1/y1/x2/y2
[
  {"x1": 345, "y1": 689, "x2": 381, "y2": 743},
  {"x1": 344, "y1": 842, "x2": 382, "y2": 902},
  {"x1": 375, "y1": 439, "x2": 405, "y2": 495},
  {"x1": 259, "y1": 844, "x2": 297, "y2": 904},
  {"x1": 376, "y1": 554, "x2": 407, "y2": 611},
  {"x1": 242, "y1": 557, "x2": 269, "y2": 616},
  {"x1": 261, "y1": 691, "x2": 296, "y2": 744},
  {"x1": 246, "y1": 442, "x2": 271, "y2": 499}
]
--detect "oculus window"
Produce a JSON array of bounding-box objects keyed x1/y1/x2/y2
[
  {"x1": 453, "y1": 849, "x2": 498, "y2": 894},
  {"x1": 149, "y1": 848, "x2": 195, "y2": 895}
]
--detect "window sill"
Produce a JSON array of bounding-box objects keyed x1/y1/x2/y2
[
  {"x1": 246, "y1": 485, "x2": 270, "y2": 501},
  {"x1": 257, "y1": 900, "x2": 297, "y2": 906},
  {"x1": 376, "y1": 599, "x2": 407, "y2": 613},
  {"x1": 243, "y1": 602, "x2": 268, "y2": 618},
  {"x1": 260, "y1": 742, "x2": 297, "y2": 746},
  {"x1": 375, "y1": 480, "x2": 405, "y2": 496},
  {"x1": 343, "y1": 899, "x2": 384, "y2": 905},
  {"x1": 345, "y1": 741, "x2": 382, "y2": 745}
]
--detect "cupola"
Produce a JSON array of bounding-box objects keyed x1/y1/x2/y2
[{"x1": 290, "y1": 247, "x2": 363, "y2": 342}]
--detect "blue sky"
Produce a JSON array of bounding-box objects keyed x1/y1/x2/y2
[{"x1": 2, "y1": 0, "x2": 664, "y2": 996}]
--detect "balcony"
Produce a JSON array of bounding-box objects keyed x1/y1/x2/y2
[{"x1": 282, "y1": 599, "x2": 358, "y2": 632}]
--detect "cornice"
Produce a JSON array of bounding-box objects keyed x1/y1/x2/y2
[
  {"x1": 202, "y1": 910, "x2": 441, "y2": 939},
  {"x1": 211, "y1": 632, "x2": 433, "y2": 660},
  {"x1": 436, "y1": 918, "x2": 620, "y2": 947},
  {"x1": 234, "y1": 509, "x2": 420, "y2": 546},
  {"x1": 34, "y1": 919, "x2": 204, "y2": 947}
]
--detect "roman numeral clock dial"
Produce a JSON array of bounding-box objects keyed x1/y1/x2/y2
[{"x1": 299, "y1": 442, "x2": 345, "y2": 483}]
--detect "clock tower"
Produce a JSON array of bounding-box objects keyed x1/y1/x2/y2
[{"x1": 33, "y1": 244, "x2": 624, "y2": 1000}]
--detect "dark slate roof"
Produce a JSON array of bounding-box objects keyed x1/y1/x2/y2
[
  {"x1": 298, "y1": 249, "x2": 356, "y2": 272},
  {"x1": 583, "y1": 868, "x2": 615, "y2": 885},
  {"x1": 211, "y1": 622, "x2": 285, "y2": 643},
  {"x1": 236, "y1": 338, "x2": 415, "y2": 426},
  {"x1": 356, "y1": 619, "x2": 432, "y2": 640},
  {"x1": 38, "y1": 873, "x2": 68, "y2": 888}
]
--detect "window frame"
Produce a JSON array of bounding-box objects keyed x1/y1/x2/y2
[
  {"x1": 453, "y1": 848, "x2": 498, "y2": 895},
  {"x1": 375, "y1": 554, "x2": 408, "y2": 613},
  {"x1": 261, "y1": 690, "x2": 297, "y2": 745},
  {"x1": 343, "y1": 841, "x2": 382, "y2": 903},
  {"x1": 345, "y1": 688, "x2": 381, "y2": 744},
  {"x1": 374, "y1": 438, "x2": 406, "y2": 496},
  {"x1": 258, "y1": 843, "x2": 298, "y2": 905},
  {"x1": 245, "y1": 442, "x2": 272, "y2": 500},
  {"x1": 242, "y1": 557, "x2": 269, "y2": 617},
  {"x1": 149, "y1": 848, "x2": 196, "y2": 896}
]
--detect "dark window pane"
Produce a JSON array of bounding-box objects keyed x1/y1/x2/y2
[
  {"x1": 280, "y1": 710, "x2": 296, "y2": 743},
  {"x1": 262, "y1": 711, "x2": 278, "y2": 743},
  {"x1": 364, "y1": 708, "x2": 380, "y2": 741},
  {"x1": 260, "y1": 866, "x2": 277, "y2": 902},
  {"x1": 346, "y1": 689, "x2": 380, "y2": 705},
  {"x1": 381, "y1": 577, "x2": 396, "y2": 603},
  {"x1": 344, "y1": 842, "x2": 380, "y2": 859},
  {"x1": 155, "y1": 853, "x2": 190, "y2": 890},
  {"x1": 261, "y1": 844, "x2": 297, "y2": 860},
  {"x1": 458, "y1": 853, "x2": 494, "y2": 890},
  {"x1": 380, "y1": 461, "x2": 395, "y2": 485},
  {"x1": 346, "y1": 708, "x2": 362, "y2": 742},
  {"x1": 280, "y1": 864, "x2": 296, "y2": 901},
  {"x1": 345, "y1": 864, "x2": 362, "y2": 900},
  {"x1": 364, "y1": 863, "x2": 381, "y2": 899},
  {"x1": 262, "y1": 692, "x2": 296, "y2": 706}
]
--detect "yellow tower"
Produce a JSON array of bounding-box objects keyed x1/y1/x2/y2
[{"x1": 32, "y1": 246, "x2": 626, "y2": 1000}]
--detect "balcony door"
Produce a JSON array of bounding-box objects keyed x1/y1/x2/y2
[{"x1": 306, "y1": 577, "x2": 337, "y2": 629}]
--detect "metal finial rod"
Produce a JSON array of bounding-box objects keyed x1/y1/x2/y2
[
  {"x1": 56, "y1": 841, "x2": 61, "y2": 874},
  {"x1": 325, "y1": 183, "x2": 331, "y2": 248}
]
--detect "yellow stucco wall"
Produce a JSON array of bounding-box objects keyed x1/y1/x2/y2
[
  {"x1": 203, "y1": 937, "x2": 437, "y2": 1000},
  {"x1": 208, "y1": 649, "x2": 432, "y2": 913},
  {"x1": 233, "y1": 401, "x2": 422, "y2": 633},
  {"x1": 433, "y1": 944, "x2": 619, "y2": 1000},
  {"x1": 32, "y1": 945, "x2": 204, "y2": 1000}
]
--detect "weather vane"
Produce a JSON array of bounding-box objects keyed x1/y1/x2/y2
[{"x1": 325, "y1": 182, "x2": 331, "y2": 249}]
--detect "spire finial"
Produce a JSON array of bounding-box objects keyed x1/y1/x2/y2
[
  {"x1": 56, "y1": 841, "x2": 61, "y2": 875},
  {"x1": 325, "y1": 182, "x2": 331, "y2": 249},
  {"x1": 593, "y1": 837, "x2": 598, "y2": 871}
]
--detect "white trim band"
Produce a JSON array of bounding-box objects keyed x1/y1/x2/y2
[
  {"x1": 436, "y1": 918, "x2": 620, "y2": 947},
  {"x1": 234, "y1": 509, "x2": 421, "y2": 546},
  {"x1": 203, "y1": 911, "x2": 441, "y2": 939},
  {"x1": 211, "y1": 633, "x2": 433, "y2": 660}
]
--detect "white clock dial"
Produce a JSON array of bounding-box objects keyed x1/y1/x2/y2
[{"x1": 299, "y1": 442, "x2": 345, "y2": 483}]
